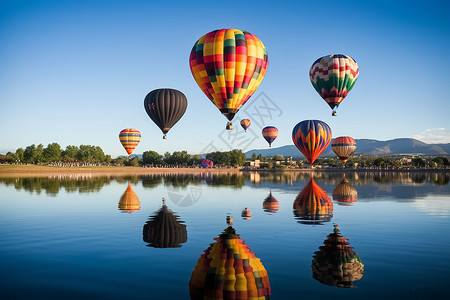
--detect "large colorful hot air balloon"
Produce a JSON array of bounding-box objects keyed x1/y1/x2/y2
[
  {"x1": 292, "y1": 120, "x2": 332, "y2": 165},
  {"x1": 312, "y1": 225, "x2": 364, "y2": 287},
  {"x1": 310, "y1": 54, "x2": 359, "y2": 116},
  {"x1": 119, "y1": 128, "x2": 141, "y2": 157},
  {"x1": 263, "y1": 191, "x2": 279, "y2": 213},
  {"x1": 142, "y1": 199, "x2": 187, "y2": 248},
  {"x1": 118, "y1": 183, "x2": 141, "y2": 213},
  {"x1": 293, "y1": 178, "x2": 333, "y2": 225},
  {"x1": 240, "y1": 119, "x2": 251, "y2": 132},
  {"x1": 332, "y1": 136, "x2": 357, "y2": 165},
  {"x1": 144, "y1": 88, "x2": 188, "y2": 139},
  {"x1": 189, "y1": 29, "x2": 269, "y2": 130},
  {"x1": 189, "y1": 218, "x2": 271, "y2": 299},
  {"x1": 262, "y1": 126, "x2": 278, "y2": 147},
  {"x1": 332, "y1": 175, "x2": 358, "y2": 205}
]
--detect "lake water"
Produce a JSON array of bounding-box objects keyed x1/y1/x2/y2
[{"x1": 0, "y1": 171, "x2": 449, "y2": 299}]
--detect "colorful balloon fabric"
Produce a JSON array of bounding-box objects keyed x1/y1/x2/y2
[
  {"x1": 262, "y1": 126, "x2": 278, "y2": 147},
  {"x1": 263, "y1": 191, "x2": 279, "y2": 213},
  {"x1": 332, "y1": 136, "x2": 357, "y2": 164},
  {"x1": 332, "y1": 175, "x2": 358, "y2": 205},
  {"x1": 189, "y1": 29, "x2": 269, "y2": 127},
  {"x1": 292, "y1": 120, "x2": 332, "y2": 165},
  {"x1": 119, "y1": 128, "x2": 141, "y2": 156},
  {"x1": 118, "y1": 183, "x2": 141, "y2": 213},
  {"x1": 189, "y1": 223, "x2": 271, "y2": 299},
  {"x1": 312, "y1": 225, "x2": 364, "y2": 288},
  {"x1": 240, "y1": 119, "x2": 251, "y2": 132},
  {"x1": 293, "y1": 178, "x2": 333, "y2": 225},
  {"x1": 309, "y1": 54, "x2": 359, "y2": 116},
  {"x1": 142, "y1": 199, "x2": 187, "y2": 248},
  {"x1": 201, "y1": 159, "x2": 214, "y2": 168},
  {"x1": 144, "y1": 88, "x2": 188, "y2": 139}
]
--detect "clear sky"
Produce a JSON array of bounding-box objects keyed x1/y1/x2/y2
[{"x1": 1, "y1": 0, "x2": 449, "y2": 158}]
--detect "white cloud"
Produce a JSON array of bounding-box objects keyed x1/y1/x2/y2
[
  {"x1": 412, "y1": 128, "x2": 450, "y2": 144},
  {"x1": 409, "y1": 198, "x2": 450, "y2": 217}
]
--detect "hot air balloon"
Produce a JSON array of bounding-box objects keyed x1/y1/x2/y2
[
  {"x1": 332, "y1": 175, "x2": 358, "y2": 205},
  {"x1": 262, "y1": 126, "x2": 278, "y2": 147},
  {"x1": 200, "y1": 159, "x2": 214, "y2": 168},
  {"x1": 292, "y1": 120, "x2": 332, "y2": 165},
  {"x1": 189, "y1": 218, "x2": 271, "y2": 299},
  {"x1": 309, "y1": 54, "x2": 359, "y2": 116},
  {"x1": 293, "y1": 178, "x2": 333, "y2": 225},
  {"x1": 263, "y1": 191, "x2": 279, "y2": 213},
  {"x1": 118, "y1": 183, "x2": 141, "y2": 213},
  {"x1": 240, "y1": 119, "x2": 251, "y2": 132},
  {"x1": 119, "y1": 128, "x2": 141, "y2": 158},
  {"x1": 142, "y1": 199, "x2": 187, "y2": 248},
  {"x1": 144, "y1": 88, "x2": 188, "y2": 139},
  {"x1": 189, "y1": 29, "x2": 269, "y2": 130},
  {"x1": 312, "y1": 225, "x2": 364, "y2": 287},
  {"x1": 332, "y1": 136, "x2": 357, "y2": 166}
]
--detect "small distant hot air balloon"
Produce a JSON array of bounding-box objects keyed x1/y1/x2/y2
[
  {"x1": 200, "y1": 159, "x2": 214, "y2": 168},
  {"x1": 293, "y1": 178, "x2": 333, "y2": 225},
  {"x1": 332, "y1": 136, "x2": 357, "y2": 166},
  {"x1": 118, "y1": 183, "x2": 141, "y2": 213},
  {"x1": 310, "y1": 54, "x2": 359, "y2": 116},
  {"x1": 240, "y1": 119, "x2": 251, "y2": 132},
  {"x1": 292, "y1": 120, "x2": 332, "y2": 165},
  {"x1": 262, "y1": 126, "x2": 278, "y2": 147},
  {"x1": 189, "y1": 29, "x2": 269, "y2": 130},
  {"x1": 332, "y1": 175, "x2": 358, "y2": 205},
  {"x1": 312, "y1": 225, "x2": 364, "y2": 287},
  {"x1": 189, "y1": 218, "x2": 271, "y2": 299},
  {"x1": 144, "y1": 88, "x2": 187, "y2": 139},
  {"x1": 263, "y1": 191, "x2": 279, "y2": 213},
  {"x1": 241, "y1": 207, "x2": 252, "y2": 220},
  {"x1": 119, "y1": 128, "x2": 141, "y2": 158},
  {"x1": 142, "y1": 199, "x2": 187, "y2": 248}
]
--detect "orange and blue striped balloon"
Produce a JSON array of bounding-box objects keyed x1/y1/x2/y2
[
  {"x1": 332, "y1": 136, "x2": 357, "y2": 164},
  {"x1": 262, "y1": 126, "x2": 278, "y2": 147},
  {"x1": 240, "y1": 119, "x2": 251, "y2": 132},
  {"x1": 119, "y1": 128, "x2": 141, "y2": 156},
  {"x1": 292, "y1": 120, "x2": 331, "y2": 165}
]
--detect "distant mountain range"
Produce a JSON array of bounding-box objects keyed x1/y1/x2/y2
[{"x1": 245, "y1": 138, "x2": 450, "y2": 158}]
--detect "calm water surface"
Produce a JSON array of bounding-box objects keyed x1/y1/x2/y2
[{"x1": 0, "y1": 171, "x2": 449, "y2": 299}]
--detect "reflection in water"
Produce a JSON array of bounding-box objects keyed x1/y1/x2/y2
[
  {"x1": 189, "y1": 218, "x2": 271, "y2": 300},
  {"x1": 293, "y1": 178, "x2": 333, "y2": 225},
  {"x1": 118, "y1": 183, "x2": 141, "y2": 213},
  {"x1": 241, "y1": 207, "x2": 252, "y2": 220},
  {"x1": 263, "y1": 191, "x2": 279, "y2": 213},
  {"x1": 332, "y1": 175, "x2": 358, "y2": 206},
  {"x1": 312, "y1": 225, "x2": 364, "y2": 288},
  {"x1": 142, "y1": 199, "x2": 187, "y2": 248}
]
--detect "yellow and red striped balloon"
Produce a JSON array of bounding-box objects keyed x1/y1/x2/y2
[
  {"x1": 262, "y1": 126, "x2": 278, "y2": 147},
  {"x1": 331, "y1": 136, "x2": 357, "y2": 164},
  {"x1": 240, "y1": 119, "x2": 251, "y2": 132},
  {"x1": 119, "y1": 128, "x2": 141, "y2": 156}
]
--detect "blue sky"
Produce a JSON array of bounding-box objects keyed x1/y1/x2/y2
[{"x1": 1, "y1": 0, "x2": 449, "y2": 158}]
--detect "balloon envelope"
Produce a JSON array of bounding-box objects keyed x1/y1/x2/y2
[
  {"x1": 292, "y1": 120, "x2": 332, "y2": 165},
  {"x1": 189, "y1": 29, "x2": 269, "y2": 124},
  {"x1": 144, "y1": 88, "x2": 187, "y2": 138},
  {"x1": 240, "y1": 119, "x2": 251, "y2": 132},
  {"x1": 332, "y1": 136, "x2": 357, "y2": 164},
  {"x1": 310, "y1": 54, "x2": 359, "y2": 115},
  {"x1": 263, "y1": 191, "x2": 279, "y2": 213},
  {"x1": 119, "y1": 128, "x2": 141, "y2": 156},
  {"x1": 332, "y1": 175, "x2": 358, "y2": 205},
  {"x1": 262, "y1": 126, "x2": 278, "y2": 147},
  {"x1": 118, "y1": 183, "x2": 140, "y2": 213}
]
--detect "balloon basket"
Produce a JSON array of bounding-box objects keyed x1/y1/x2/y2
[
  {"x1": 163, "y1": 135, "x2": 167, "y2": 139},
  {"x1": 226, "y1": 122, "x2": 233, "y2": 130}
]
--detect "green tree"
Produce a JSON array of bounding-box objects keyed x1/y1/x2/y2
[
  {"x1": 272, "y1": 154, "x2": 284, "y2": 161},
  {"x1": 43, "y1": 143, "x2": 62, "y2": 162},
  {"x1": 143, "y1": 150, "x2": 163, "y2": 165},
  {"x1": 62, "y1": 145, "x2": 79, "y2": 161},
  {"x1": 229, "y1": 149, "x2": 246, "y2": 167},
  {"x1": 15, "y1": 148, "x2": 24, "y2": 163},
  {"x1": 189, "y1": 155, "x2": 202, "y2": 166},
  {"x1": 412, "y1": 157, "x2": 425, "y2": 167},
  {"x1": 251, "y1": 153, "x2": 257, "y2": 161}
]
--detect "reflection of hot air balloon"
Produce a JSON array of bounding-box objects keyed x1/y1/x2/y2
[
  {"x1": 332, "y1": 175, "x2": 358, "y2": 205},
  {"x1": 332, "y1": 137, "x2": 357, "y2": 165},
  {"x1": 293, "y1": 178, "x2": 333, "y2": 225},
  {"x1": 189, "y1": 29, "x2": 269, "y2": 130},
  {"x1": 240, "y1": 119, "x2": 251, "y2": 132},
  {"x1": 292, "y1": 120, "x2": 332, "y2": 165},
  {"x1": 312, "y1": 225, "x2": 364, "y2": 288},
  {"x1": 189, "y1": 218, "x2": 271, "y2": 299},
  {"x1": 144, "y1": 88, "x2": 188, "y2": 139},
  {"x1": 142, "y1": 199, "x2": 187, "y2": 248},
  {"x1": 119, "y1": 129, "x2": 141, "y2": 157},
  {"x1": 118, "y1": 183, "x2": 141, "y2": 213},
  {"x1": 263, "y1": 191, "x2": 279, "y2": 213},
  {"x1": 262, "y1": 126, "x2": 278, "y2": 147},
  {"x1": 310, "y1": 54, "x2": 359, "y2": 116},
  {"x1": 241, "y1": 207, "x2": 252, "y2": 220}
]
